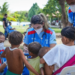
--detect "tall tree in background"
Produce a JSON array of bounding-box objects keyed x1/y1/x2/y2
[
  {"x1": 0, "y1": 2, "x2": 9, "y2": 15},
  {"x1": 28, "y1": 3, "x2": 40, "y2": 21},
  {"x1": 43, "y1": 0, "x2": 68, "y2": 27},
  {"x1": 59, "y1": 0, "x2": 68, "y2": 27},
  {"x1": 18, "y1": 11, "x2": 28, "y2": 22},
  {"x1": 43, "y1": 0, "x2": 62, "y2": 17}
]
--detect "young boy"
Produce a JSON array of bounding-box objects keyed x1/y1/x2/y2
[
  {"x1": 8, "y1": 22, "x2": 15, "y2": 33},
  {"x1": 1, "y1": 31, "x2": 39, "y2": 75},
  {"x1": 28, "y1": 42, "x2": 42, "y2": 75},
  {"x1": 40, "y1": 27, "x2": 75, "y2": 75},
  {"x1": 38, "y1": 47, "x2": 54, "y2": 75},
  {"x1": 0, "y1": 32, "x2": 7, "y2": 75}
]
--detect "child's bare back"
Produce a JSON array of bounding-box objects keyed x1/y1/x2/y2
[
  {"x1": 5, "y1": 47, "x2": 23, "y2": 74},
  {"x1": 1, "y1": 31, "x2": 39, "y2": 75}
]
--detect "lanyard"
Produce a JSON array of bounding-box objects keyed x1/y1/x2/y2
[{"x1": 33, "y1": 30, "x2": 49, "y2": 47}]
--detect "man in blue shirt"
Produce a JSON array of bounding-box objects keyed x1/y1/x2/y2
[{"x1": 66, "y1": 0, "x2": 75, "y2": 26}]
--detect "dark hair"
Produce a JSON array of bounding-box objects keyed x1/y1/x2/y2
[
  {"x1": 0, "y1": 32, "x2": 4, "y2": 36},
  {"x1": 61, "y1": 26, "x2": 75, "y2": 40},
  {"x1": 8, "y1": 31, "x2": 23, "y2": 45},
  {"x1": 9, "y1": 22, "x2": 11, "y2": 24},
  {"x1": 28, "y1": 42, "x2": 41, "y2": 55},
  {"x1": 31, "y1": 14, "x2": 50, "y2": 29},
  {"x1": 4, "y1": 14, "x2": 7, "y2": 16},
  {"x1": 38, "y1": 47, "x2": 49, "y2": 58},
  {"x1": 31, "y1": 15, "x2": 44, "y2": 24}
]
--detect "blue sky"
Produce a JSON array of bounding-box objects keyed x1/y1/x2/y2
[{"x1": 0, "y1": 0, "x2": 48, "y2": 12}]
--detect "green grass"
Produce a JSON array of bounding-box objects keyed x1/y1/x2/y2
[
  {"x1": 0, "y1": 25, "x2": 61, "y2": 33},
  {"x1": 0, "y1": 25, "x2": 29, "y2": 34}
]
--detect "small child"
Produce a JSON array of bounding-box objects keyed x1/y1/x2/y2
[
  {"x1": 1, "y1": 31, "x2": 39, "y2": 75},
  {"x1": 28, "y1": 42, "x2": 42, "y2": 75},
  {"x1": 0, "y1": 32, "x2": 7, "y2": 75},
  {"x1": 0, "y1": 32, "x2": 5, "y2": 51},
  {"x1": 8, "y1": 22, "x2": 15, "y2": 33},
  {"x1": 40, "y1": 26, "x2": 75, "y2": 75},
  {"x1": 38, "y1": 47, "x2": 54, "y2": 75}
]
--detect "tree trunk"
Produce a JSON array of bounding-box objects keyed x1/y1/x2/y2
[{"x1": 59, "y1": 0, "x2": 68, "y2": 28}]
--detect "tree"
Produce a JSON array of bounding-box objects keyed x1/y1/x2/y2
[
  {"x1": 17, "y1": 11, "x2": 28, "y2": 22},
  {"x1": 59, "y1": 0, "x2": 68, "y2": 27},
  {"x1": 43, "y1": 0, "x2": 68, "y2": 27},
  {"x1": 0, "y1": 2, "x2": 9, "y2": 15},
  {"x1": 28, "y1": 3, "x2": 40, "y2": 21}
]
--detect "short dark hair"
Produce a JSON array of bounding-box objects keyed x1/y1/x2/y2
[
  {"x1": 28, "y1": 42, "x2": 42, "y2": 55},
  {"x1": 8, "y1": 31, "x2": 23, "y2": 45},
  {"x1": 38, "y1": 47, "x2": 49, "y2": 58},
  {"x1": 31, "y1": 15, "x2": 44, "y2": 24},
  {"x1": 9, "y1": 22, "x2": 11, "y2": 24},
  {"x1": 4, "y1": 14, "x2": 7, "y2": 16},
  {"x1": 0, "y1": 32, "x2": 4, "y2": 36},
  {"x1": 61, "y1": 26, "x2": 75, "y2": 40},
  {"x1": 9, "y1": 22, "x2": 11, "y2": 23}
]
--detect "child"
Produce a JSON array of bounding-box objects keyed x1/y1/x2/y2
[
  {"x1": 1, "y1": 31, "x2": 39, "y2": 75},
  {"x1": 0, "y1": 32, "x2": 7, "y2": 75},
  {"x1": 0, "y1": 32, "x2": 5, "y2": 51},
  {"x1": 7, "y1": 22, "x2": 15, "y2": 33},
  {"x1": 28, "y1": 42, "x2": 43, "y2": 75},
  {"x1": 40, "y1": 26, "x2": 75, "y2": 75},
  {"x1": 38, "y1": 47, "x2": 54, "y2": 75}
]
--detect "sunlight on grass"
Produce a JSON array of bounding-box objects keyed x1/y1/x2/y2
[{"x1": 0, "y1": 25, "x2": 61, "y2": 33}]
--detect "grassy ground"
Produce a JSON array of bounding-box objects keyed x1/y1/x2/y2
[{"x1": 0, "y1": 25, "x2": 61, "y2": 33}]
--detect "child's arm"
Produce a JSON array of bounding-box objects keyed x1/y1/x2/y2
[
  {"x1": 0, "y1": 62, "x2": 7, "y2": 72},
  {"x1": 40, "y1": 67, "x2": 44, "y2": 75},
  {"x1": 40, "y1": 64, "x2": 45, "y2": 75},
  {"x1": 40, "y1": 58, "x2": 45, "y2": 64},
  {"x1": 19, "y1": 49, "x2": 39, "y2": 75}
]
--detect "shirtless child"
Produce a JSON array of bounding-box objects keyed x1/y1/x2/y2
[{"x1": 1, "y1": 31, "x2": 39, "y2": 75}]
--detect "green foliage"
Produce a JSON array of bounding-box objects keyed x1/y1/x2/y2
[
  {"x1": 6, "y1": 11, "x2": 28, "y2": 22},
  {"x1": 28, "y1": 3, "x2": 40, "y2": 21},
  {"x1": 43, "y1": 0, "x2": 68, "y2": 18},
  {"x1": 0, "y1": 2, "x2": 9, "y2": 15},
  {"x1": 0, "y1": 15, "x2": 3, "y2": 21},
  {"x1": 17, "y1": 11, "x2": 28, "y2": 22},
  {"x1": 0, "y1": 25, "x2": 61, "y2": 33},
  {"x1": 0, "y1": 2, "x2": 43, "y2": 22},
  {"x1": 43, "y1": 0, "x2": 60, "y2": 16},
  {"x1": 0, "y1": 2, "x2": 9, "y2": 21}
]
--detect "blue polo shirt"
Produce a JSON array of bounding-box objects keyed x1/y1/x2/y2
[
  {"x1": 68, "y1": 7, "x2": 75, "y2": 26},
  {"x1": 23, "y1": 28, "x2": 57, "y2": 47}
]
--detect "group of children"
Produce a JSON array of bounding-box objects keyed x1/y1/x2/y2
[{"x1": 0, "y1": 26, "x2": 75, "y2": 75}]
